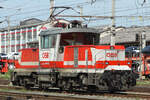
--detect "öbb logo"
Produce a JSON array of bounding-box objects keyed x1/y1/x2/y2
[
  {"x1": 42, "y1": 52, "x2": 49, "y2": 59},
  {"x1": 106, "y1": 53, "x2": 118, "y2": 57}
]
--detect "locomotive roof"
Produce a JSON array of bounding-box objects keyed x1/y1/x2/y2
[{"x1": 39, "y1": 27, "x2": 100, "y2": 36}]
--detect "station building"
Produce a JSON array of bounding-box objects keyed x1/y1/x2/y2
[
  {"x1": 0, "y1": 18, "x2": 44, "y2": 53},
  {"x1": 0, "y1": 18, "x2": 71, "y2": 54}
]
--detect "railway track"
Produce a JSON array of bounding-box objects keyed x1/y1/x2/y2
[
  {"x1": 0, "y1": 90, "x2": 149, "y2": 100},
  {"x1": 0, "y1": 85, "x2": 150, "y2": 100},
  {"x1": 0, "y1": 85, "x2": 23, "y2": 90},
  {"x1": 0, "y1": 90, "x2": 106, "y2": 100},
  {"x1": 0, "y1": 78, "x2": 10, "y2": 85},
  {"x1": 0, "y1": 90, "x2": 150, "y2": 100}
]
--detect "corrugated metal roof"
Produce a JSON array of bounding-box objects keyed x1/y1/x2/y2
[{"x1": 100, "y1": 26, "x2": 150, "y2": 44}]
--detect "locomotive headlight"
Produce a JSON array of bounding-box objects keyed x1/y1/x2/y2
[
  {"x1": 127, "y1": 62, "x2": 131, "y2": 64},
  {"x1": 105, "y1": 62, "x2": 109, "y2": 65},
  {"x1": 110, "y1": 46, "x2": 115, "y2": 50}
]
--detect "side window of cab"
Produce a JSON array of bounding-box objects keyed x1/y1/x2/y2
[{"x1": 41, "y1": 35, "x2": 56, "y2": 49}]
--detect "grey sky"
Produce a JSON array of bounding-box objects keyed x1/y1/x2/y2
[{"x1": 0, "y1": 0, "x2": 150, "y2": 27}]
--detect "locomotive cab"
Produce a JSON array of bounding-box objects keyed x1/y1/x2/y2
[{"x1": 39, "y1": 26, "x2": 100, "y2": 63}]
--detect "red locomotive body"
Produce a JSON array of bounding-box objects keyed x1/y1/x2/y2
[
  {"x1": 11, "y1": 21, "x2": 136, "y2": 91},
  {"x1": 15, "y1": 48, "x2": 39, "y2": 69}
]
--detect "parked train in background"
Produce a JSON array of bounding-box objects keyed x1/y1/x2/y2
[
  {"x1": 0, "y1": 53, "x2": 8, "y2": 74},
  {"x1": 0, "y1": 52, "x2": 20, "y2": 73},
  {"x1": 125, "y1": 45, "x2": 150, "y2": 78},
  {"x1": 141, "y1": 46, "x2": 150, "y2": 78},
  {"x1": 9, "y1": 19, "x2": 136, "y2": 92}
]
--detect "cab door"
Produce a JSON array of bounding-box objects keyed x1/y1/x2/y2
[{"x1": 39, "y1": 34, "x2": 57, "y2": 67}]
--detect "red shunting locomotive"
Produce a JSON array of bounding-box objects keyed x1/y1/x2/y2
[{"x1": 11, "y1": 20, "x2": 136, "y2": 91}]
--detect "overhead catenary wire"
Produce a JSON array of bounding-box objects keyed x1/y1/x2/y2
[
  {"x1": 1, "y1": 0, "x2": 150, "y2": 28},
  {"x1": 0, "y1": 0, "x2": 118, "y2": 18},
  {"x1": 0, "y1": 0, "x2": 148, "y2": 18},
  {"x1": 1, "y1": 5, "x2": 149, "y2": 20}
]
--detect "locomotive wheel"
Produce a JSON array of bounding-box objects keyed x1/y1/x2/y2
[
  {"x1": 12, "y1": 81, "x2": 18, "y2": 86},
  {"x1": 24, "y1": 81, "x2": 31, "y2": 89},
  {"x1": 106, "y1": 73, "x2": 122, "y2": 91},
  {"x1": 18, "y1": 77, "x2": 24, "y2": 86},
  {"x1": 146, "y1": 75, "x2": 150, "y2": 79},
  {"x1": 38, "y1": 81, "x2": 49, "y2": 90},
  {"x1": 58, "y1": 80, "x2": 65, "y2": 91},
  {"x1": 58, "y1": 79, "x2": 73, "y2": 92},
  {"x1": 127, "y1": 72, "x2": 136, "y2": 87},
  {"x1": 39, "y1": 82, "x2": 43, "y2": 90},
  {"x1": 87, "y1": 85, "x2": 97, "y2": 92},
  {"x1": 67, "y1": 82, "x2": 73, "y2": 92},
  {"x1": 61, "y1": 80, "x2": 67, "y2": 90}
]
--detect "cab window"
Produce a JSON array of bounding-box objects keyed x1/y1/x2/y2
[
  {"x1": 60, "y1": 33, "x2": 99, "y2": 46},
  {"x1": 41, "y1": 35, "x2": 56, "y2": 49}
]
